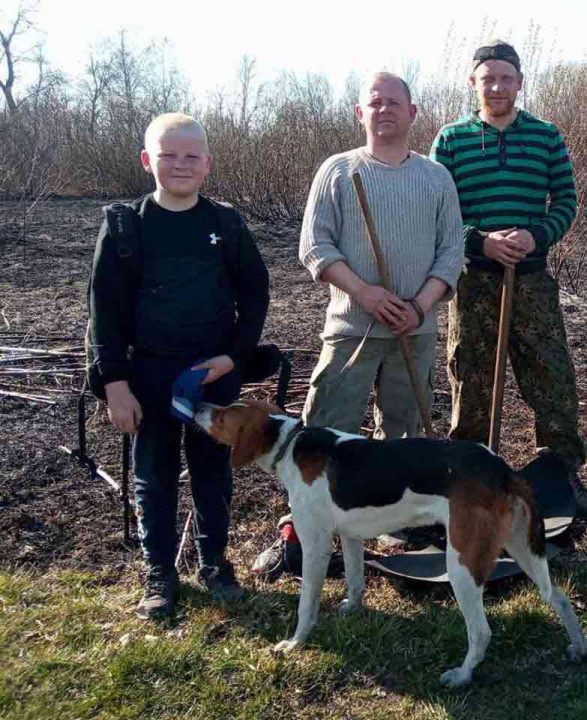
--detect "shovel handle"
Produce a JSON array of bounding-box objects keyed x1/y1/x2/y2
[
  {"x1": 352, "y1": 172, "x2": 435, "y2": 438},
  {"x1": 489, "y1": 265, "x2": 515, "y2": 453},
  {"x1": 352, "y1": 174, "x2": 393, "y2": 291}
]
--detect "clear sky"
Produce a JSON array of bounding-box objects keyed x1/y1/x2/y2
[{"x1": 2, "y1": 0, "x2": 586, "y2": 98}]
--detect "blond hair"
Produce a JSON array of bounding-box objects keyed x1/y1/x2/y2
[{"x1": 144, "y1": 113, "x2": 208, "y2": 152}]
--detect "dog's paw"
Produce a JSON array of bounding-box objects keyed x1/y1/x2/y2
[
  {"x1": 567, "y1": 640, "x2": 587, "y2": 663},
  {"x1": 337, "y1": 598, "x2": 362, "y2": 616},
  {"x1": 440, "y1": 667, "x2": 472, "y2": 688},
  {"x1": 272, "y1": 639, "x2": 301, "y2": 655}
]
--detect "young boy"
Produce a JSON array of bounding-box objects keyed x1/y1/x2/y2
[{"x1": 88, "y1": 113, "x2": 270, "y2": 619}]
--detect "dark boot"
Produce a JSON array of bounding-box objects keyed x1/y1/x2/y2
[
  {"x1": 136, "y1": 567, "x2": 180, "y2": 620},
  {"x1": 196, "y1": 558, "x2": 245, "y2": 601}
]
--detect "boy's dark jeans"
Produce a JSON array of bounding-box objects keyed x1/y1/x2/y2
[{"x1": 131, "y1": 352, "x2": 240, "y2": 574}]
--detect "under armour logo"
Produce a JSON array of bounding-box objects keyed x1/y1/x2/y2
[{"x1": 209, "y1": 233, "x2": 221, "y2": 245}]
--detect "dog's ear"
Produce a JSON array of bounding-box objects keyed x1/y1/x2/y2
[
  {"x1": 230, "y1": 410, "x2": 280, "y2": 470},
  {"x1": 230, "y1": 423, "x2": 263, "y2": 469}
]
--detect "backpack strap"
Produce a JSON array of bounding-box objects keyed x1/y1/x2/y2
[
  {"x1": 85, "y1": 197, "x2": 147, "y2": 399},
  {"x1": 102, "y1": 200, "x2": 145, "y2": 287}
]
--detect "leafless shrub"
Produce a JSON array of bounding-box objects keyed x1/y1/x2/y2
[
  {"x1": 204, "y1": 69, "x2": 363, "y2": 222},
  {"x1": 0, "y1": 17, "x2": 586, "y2": 291},
  {"x1": 530, "y1": 61, "x2": 587, "y2": 292},
  {"x1": 0, "y1": 43, "x2": 70, "y2": 250}
]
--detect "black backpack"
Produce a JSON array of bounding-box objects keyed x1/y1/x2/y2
[{"x1": 85, "y1": 200, "x2": 145, "y2": 401}]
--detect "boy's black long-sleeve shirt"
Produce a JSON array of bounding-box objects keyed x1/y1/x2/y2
[{"x1": 89, "y1": 195, "x2": 269, "y2": 385}]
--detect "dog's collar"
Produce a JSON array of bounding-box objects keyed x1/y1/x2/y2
[{"x1": 271, "y1": 420, "x2": 304, "y2": 472}]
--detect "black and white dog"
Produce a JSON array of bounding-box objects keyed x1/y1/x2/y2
[{"x1": 195, "y1": 400, "x2": 586, "y2": 687}]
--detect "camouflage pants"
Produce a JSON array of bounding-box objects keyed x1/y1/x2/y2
[{"x1": 447, "y1": 267, "x2": 585, "y2": 469}]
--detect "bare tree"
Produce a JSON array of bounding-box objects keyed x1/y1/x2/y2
[
  {"x1": 0, "y1": 1, "x2": 40, "y2": 113},
  {"x1": 80, "y1": 53, "x2": 115, "y2": 136}
]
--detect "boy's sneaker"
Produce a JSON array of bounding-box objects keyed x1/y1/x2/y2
[
  {"x1": 136, "y1": 568, "x2": 180, "y2": 621},
  {"x1": 196, "y1": 558, "x2": 245, "y2": 601},
  {"x1": 251, "y1": 521, "x2": 303, "y2": 581}
]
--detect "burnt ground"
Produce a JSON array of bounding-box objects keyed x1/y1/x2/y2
[{"x1": 0, "y1": 199, "x2": 586, "y2": 581}]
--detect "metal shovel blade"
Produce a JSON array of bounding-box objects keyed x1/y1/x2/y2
[{"x1": 364, "y1": 542, "x2": 561, "y2": 583}]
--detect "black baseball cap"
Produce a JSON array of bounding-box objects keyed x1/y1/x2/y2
[{"x1": 473, "y1": 41, "x2": 521, "y2": 73}]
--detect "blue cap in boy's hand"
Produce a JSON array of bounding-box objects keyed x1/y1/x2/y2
[{"x1": 171, "y1": 364, "x2": 209, "y2": 424}]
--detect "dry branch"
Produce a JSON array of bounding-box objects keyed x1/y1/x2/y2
[{"x1": 0, "y1": 389, "x2": 55, "y2": 404}]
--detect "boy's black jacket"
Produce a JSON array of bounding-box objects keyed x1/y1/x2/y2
[{"x1": 88, "y1": 194, "x2": 270, "y2": 387}]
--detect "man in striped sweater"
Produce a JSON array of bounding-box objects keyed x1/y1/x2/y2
[
  {"x1": 430, "y1": 40, "x2": 586, "y2": 513},
  {"x1": 299, "y1": 71, "x2": 464, "y2": 439}
]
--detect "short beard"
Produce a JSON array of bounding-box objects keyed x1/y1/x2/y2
[{"x1": 481, "y1": 97, "x2": 516, "y2": 118}]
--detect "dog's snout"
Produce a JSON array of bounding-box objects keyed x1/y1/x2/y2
[{"x1": 193, "y1": 402, "x2": 220, "y2": 431}]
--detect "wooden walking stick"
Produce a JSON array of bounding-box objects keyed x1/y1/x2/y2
[
  {"x1": 352, "y1": 172, "x2": 435, "y2": 438},
  {"x1": 488, "y1": 265, "x2": 515, "y2": 453}
]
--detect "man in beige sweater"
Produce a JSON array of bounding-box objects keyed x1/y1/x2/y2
[
  {"x1": 299, "y1": 71, "x2": 464, "y2": 437},
  {"x1": 253, "y1": 72, "x2": 464, "y2": 575}
]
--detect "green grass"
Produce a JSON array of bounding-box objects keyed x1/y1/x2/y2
[{"x1": 1, "y1": 566, "x2": 586, "y2": 720}]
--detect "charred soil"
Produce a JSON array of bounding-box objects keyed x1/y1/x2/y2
[{"x1": 1, "y1": 199, "x2": 586, "y2": 578}]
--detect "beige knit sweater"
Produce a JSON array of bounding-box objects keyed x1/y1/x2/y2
[{"x1": 299, "y1": 148, "x2": 464, "y2": 337}]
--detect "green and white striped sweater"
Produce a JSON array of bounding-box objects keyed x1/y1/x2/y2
[{"x1": 430, "y1": 109, "x2": 577, "y2": 273}]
